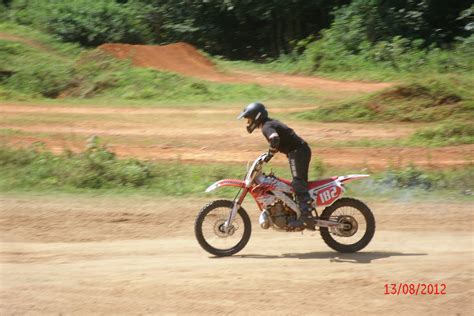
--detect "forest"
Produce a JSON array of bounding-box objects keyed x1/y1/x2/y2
[{"x1": 2, "y1": 0, "x2": 472, "y2": 62}]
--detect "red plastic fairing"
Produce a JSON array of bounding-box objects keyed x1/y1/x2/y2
[
  {"x1": 277, "y1": 177, "x2": 337, "y2": 190},
  {"x1": 316, "y1": 185, "x2": 343, "y2": 206},
  {"x1": 215, "y1": 179, "x2": 244, "y2": 188},
  {"x1": 205, "y1": 179, "x2": 245, "y2": 192},
  {"x1": 308, "y1": 177, "x2": 338, "y2": 190}
]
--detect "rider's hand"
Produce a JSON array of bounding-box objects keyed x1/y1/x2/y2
[{"x1": 263, "y1": 151, "x2": 273, "y2": 163}]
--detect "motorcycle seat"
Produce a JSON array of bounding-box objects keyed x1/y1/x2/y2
[{"x1": 278, "y1": 177, "x2": 337, "y2": 190}]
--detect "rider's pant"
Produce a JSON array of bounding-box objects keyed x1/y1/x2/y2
[{"x1": 288, "y1": 142, "x2": 312, "y2": 212}]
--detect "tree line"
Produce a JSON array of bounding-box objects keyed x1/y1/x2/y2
[{"x1": 2, "y1": 0, "x2": 473, "y2": 60}]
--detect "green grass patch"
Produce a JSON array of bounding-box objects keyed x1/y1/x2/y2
[
  {"x1": 295, "y1": 75, "x2": 473, "y2": 123},
  {"x1": 0, "y1": 128, "x2": 30, "y2": 137},
  {"x1": 0, "y1": 141, "x2": 252, "y2": 196},
  {"x1": 409, "y1": 123, "x2": 474, "y2": 146},
  {"x1": 0, "y1": 23, "x2": 310, "y2": 102},
  {"x1": 0, "y1": 39, "x2": 75, "y2": 98},
  {"x1": 314, "y1": 122, "x2": 474, "y2": 148},
  {"x1": 0, "y1": 144, "x2": 472, "y2": 198},
  {"x1": 0, "y1": 22, "x2": 84, "y2": 57}
]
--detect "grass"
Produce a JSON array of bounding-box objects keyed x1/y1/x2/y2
[
  {"x1": 212, "y1": 56, "x2": 396, "y2": 82},
  {"x1": 0, "y1": 144, "x2": 472, "y2": 199},
  {"x1": 0, "y1": 21, "x2": 84, "y2": 57},
  {"x1": 408, "y1": 123, "x2": 474, "y2": 146},
  {"x1": 0, "y1": 22, "x2": 312, "y2": 102},
  {"x1": 295, "y1": 75, "x2": 473, "y2": 123}
]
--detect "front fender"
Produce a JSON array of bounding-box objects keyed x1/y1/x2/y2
[{"x1": 205, "y1": 179, "x2": 245, "y2": 192}]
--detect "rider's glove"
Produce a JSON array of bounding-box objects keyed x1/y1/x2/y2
[{"x1": 263, "y1": 151, "x2": 274, "y2": 163}]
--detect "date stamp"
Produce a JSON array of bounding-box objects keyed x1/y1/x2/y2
[{"x1": 384, "y1": 283, "x2": 447, "y2": 295}]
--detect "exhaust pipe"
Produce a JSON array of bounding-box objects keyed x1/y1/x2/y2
[{"x1": 259, "y1": 210, "x2": 270, "y2": 229}]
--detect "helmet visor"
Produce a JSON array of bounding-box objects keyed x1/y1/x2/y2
[{"x1": 237, "y1": 111, "x2": 246, "y2": 120}]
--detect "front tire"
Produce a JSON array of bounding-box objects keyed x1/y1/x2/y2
[
  {"x1": 319, "y1": 198, "x2": 375, "y2": 253},
  {"x1": 195, "y1": 200, "x2": 252, "y2": 257}
]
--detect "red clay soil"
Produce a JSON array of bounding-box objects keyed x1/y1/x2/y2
[
  {"x1": 100, "y1": 42, "x2": 225, "y2": 80},
  {"x1": 99, "y1": 42, "x2": 391, "y2": 92}
]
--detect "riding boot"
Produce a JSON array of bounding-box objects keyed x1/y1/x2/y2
[{"x1": 288, "y1": 195, "x2": 315, "y2": 230}]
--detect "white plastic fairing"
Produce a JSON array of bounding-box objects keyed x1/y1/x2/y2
[{"x1": 205, "y1": 182, "x2": 219, "y2": 192}]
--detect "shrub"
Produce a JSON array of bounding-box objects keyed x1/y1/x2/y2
[
  {"x1": 9, "y1": 0, "x2": 154, "y2": 46},
  {"x1": 0, "y1": 40, "x2": 75, "y2": 97},
  {"x1": 0, "y1": 140, "x2": 153, "y2": 189},
  {"x1": 378, "y1": 164, "x2": 434, "y2": 190}
]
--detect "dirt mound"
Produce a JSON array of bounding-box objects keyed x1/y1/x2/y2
[
  {"x1": 99, "y1": 42, "x2": 225, "y2": 80},
  {"x1": 99, "y1": 42, "x2": 392, "y2": 92}
]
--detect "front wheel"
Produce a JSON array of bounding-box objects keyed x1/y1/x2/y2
[
  {"x1": 319, "y1": 197, "x2": 375, "y2": 253},
  {"x1": 195, "y1": 200, "x2": 252, "y2": 257}
]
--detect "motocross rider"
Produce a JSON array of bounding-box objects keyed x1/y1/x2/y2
[{"x1": 238, "y1": 102, "x2": 315, "y2": 229}]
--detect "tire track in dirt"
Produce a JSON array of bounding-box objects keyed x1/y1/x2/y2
[
  {"x1": 1, "y1": 104, "x2": 472, "y2": 170},
  {"x1": 1, "y1": 134, "x2": 472, "y2": 170},
  {"x1": 0, "y1": 104, "x2": 315, "y2": 115},
  {"x1": 1, "y1": 196, "x2": 472, "y2": 315}
]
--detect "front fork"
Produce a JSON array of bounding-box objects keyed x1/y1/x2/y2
[{"x1": 224, "y1": 188, "x2": 249, "y2": 232}]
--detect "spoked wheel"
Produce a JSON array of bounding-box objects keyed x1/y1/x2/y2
[
  {"x1": 195, "y1": 200, "x2": 251, "y2": 257},
  {"x1": 319, "y1": 198, "x2": 375, "y2": 253}
]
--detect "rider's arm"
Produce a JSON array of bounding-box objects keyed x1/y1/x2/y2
[{"x1": 262, "y1": 125, "x2": 280, "y2": 162}]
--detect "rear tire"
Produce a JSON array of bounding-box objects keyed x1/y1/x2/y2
[
  {"x1": 319, "y1": 198, "x2": 375, "y2": 253},
  {"x1": 195, "y1": 200, "x2": 251, "y2": 257}
]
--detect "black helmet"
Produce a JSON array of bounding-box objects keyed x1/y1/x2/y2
[{"x1": 237, "y1": 102, "x2": 268, "y2": 133}]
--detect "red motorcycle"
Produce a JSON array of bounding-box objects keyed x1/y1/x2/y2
[{"x1": 195, "y1": 153, "x2": 375, "y2": 257}]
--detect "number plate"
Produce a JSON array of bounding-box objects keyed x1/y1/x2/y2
[{"x1": 316, "y1": 185, "x2": 342, "y2": 206}]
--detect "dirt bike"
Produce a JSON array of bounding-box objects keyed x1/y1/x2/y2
[{"x1": 195, "y1": 152, "x2": 375, "y2": 257}]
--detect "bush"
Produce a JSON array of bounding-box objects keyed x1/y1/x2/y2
[
  {"x1": 378, "y1": 164, "x2": 434, "y2": 190},
  {"x1": 0, "y1": 142, "x2": 250, "y2": 193},
  {"x1": 9, "y1": 0, "x2": 154, "y2": 46},
  {"x1": 375, "y1": 164, "x2": 474, "y2": 193},
  {"x1": 288, "y1": 1, "x2": 473, "y2": 77},
  {"x1": 6, "y1": 60, "x2": 73, "y2": 97},
  {"x1": 0, "y1": 140, "x2": 153, "y2": 189},
  {"x1": 0, "y1": 40, "x2": 74, "y2": 97}
]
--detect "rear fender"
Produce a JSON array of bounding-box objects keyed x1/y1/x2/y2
[
  {"x1": 205, "y1": 179, "x2": 245, "y2": 192},
  {"x1": 337, "y1": 174, "x2": 370, "y2": 184},
  {"x1": 311, "y1": 175, "x2": 369, "y2": 207}
]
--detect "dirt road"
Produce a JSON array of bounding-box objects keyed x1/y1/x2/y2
[
  {"x1": 1, "y1": 104, "x2": 472, "y2": 170},
  {"x1": 1, "y1": 195, "x2": 472, "y2": 315},
  {"x1": 98, "y1": 42, "x2": 392, "y2": 93}
]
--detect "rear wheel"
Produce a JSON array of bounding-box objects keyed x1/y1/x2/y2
[
  {"x1": 319, "y1": 198, "x2": 375, "y2": 253},
  {"x1": 195, "y1": 200, "x2": 251, "y2": 257}
]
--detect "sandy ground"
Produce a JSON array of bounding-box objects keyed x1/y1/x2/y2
[
  {"x1": 0, "y1": 194, "x2": 472, "y2": 315},
  {"x1": 1, "y1": 104, "x2": 473, "y2": 170}
]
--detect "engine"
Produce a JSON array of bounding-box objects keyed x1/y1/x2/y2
[{"x1": 266, "y1": 201, "x2": 297, "y2": 229}]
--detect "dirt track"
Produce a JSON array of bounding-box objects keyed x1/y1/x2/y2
[
  {"x1": 1, "y1": 32, "x2": 472, "y2": 316},
  {"x1": 1, "y1": 195, "x2": 472, "y2": 315},
  {"x1": 99, "y1": 42, "x2": 392, "y2": 92},
  {"x1": 1, "y1": 104, "x2": 472, "y2": 170}
]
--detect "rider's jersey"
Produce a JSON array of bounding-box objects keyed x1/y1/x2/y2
[{"x1": 261, "y1": 118, "x2": 306, "y2": 155}]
